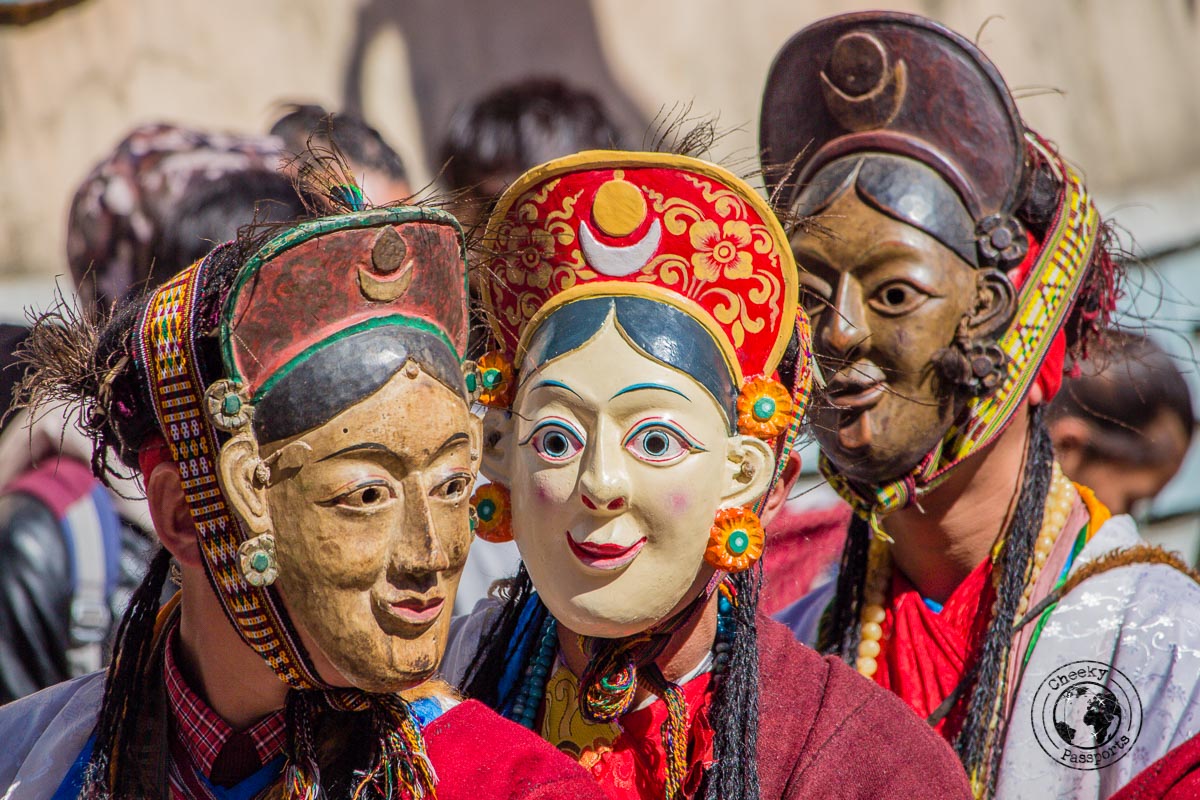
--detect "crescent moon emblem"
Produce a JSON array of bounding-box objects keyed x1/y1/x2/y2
[{"x1": 579, "y1": 219, "x2": 662, "y2": 277}]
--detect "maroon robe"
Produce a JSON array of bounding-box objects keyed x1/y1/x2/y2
[
  {"x1": 754, "y1": 615, "x2": 970, "y2": 798},
  {"x1": 1108, "y1": 735, "x2": 1200, "y2": 800}
]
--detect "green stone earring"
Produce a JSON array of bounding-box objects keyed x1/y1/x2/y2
[{"x1": 238, "y1": 533, "x2": 278, "y2": 587}]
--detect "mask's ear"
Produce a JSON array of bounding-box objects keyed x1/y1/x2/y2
[
  {"x1": 481, "y1": 408, "x2": 515, "y2": 485},
  {"x1": 217, "y1": 430, "x2": 273, "y2": 535},
  {"x1": 722, "y1": 435, "x2": 775, "y2": 509},
  {"x1": 963, "y1": 268, "x2": 1016, "y2": 340}
]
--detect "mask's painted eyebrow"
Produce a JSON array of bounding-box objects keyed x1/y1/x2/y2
[
  {"x1": 317, "y1": 433, "x2": 471, "y2": 466},
  {"x1": 429, "y1": 431, "x2": 470, "y2": 461},
  {"x1": 529, "y1": 379, "x2": 583, "y2": 399},
  {"x1": 611, "y1": 382, "x2": 690, "y2": 401},
  {"x1": 317, "y1": 442, "x2": 402, "y2": 462}
]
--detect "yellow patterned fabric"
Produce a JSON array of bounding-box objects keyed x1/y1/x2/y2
[
  {"x1": 136, "y1": 258, "x2": 320, "y2": 689},
  {"x1": 540, "y1": 665, "x2": 622, "y2": 770}
]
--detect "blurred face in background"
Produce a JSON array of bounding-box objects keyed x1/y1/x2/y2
[{"x1": 1050, "y1": 408, "x2": 1190, "y2": 515}]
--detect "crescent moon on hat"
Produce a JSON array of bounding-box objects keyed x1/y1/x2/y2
[{"x1": 579, "y1": 219, "x2": 662, "y2": 277}]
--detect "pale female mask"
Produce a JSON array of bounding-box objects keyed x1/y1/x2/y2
[{"x1": 484, "y1": 298, "x2": 774, "y2": 638}]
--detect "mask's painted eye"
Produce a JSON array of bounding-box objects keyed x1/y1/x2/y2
[
  {"x1": 432, "y1": 474, "x2": 472, "y2": 501},
  {"x1": 524, "y1": 419, "x2": 585, "y2": 463},
  {"x1": 330, "y1": 482, "x2": 396, "y2": 510},
  {"x1": 868, "y1": 279, "x2": 932, "y2": 316},
  {"x1": 623, "y1": 420, "x2": 702, "y2": 465}
]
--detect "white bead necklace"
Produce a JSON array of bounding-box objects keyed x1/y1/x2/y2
[{"x1": 854, "y1": 462, "x2": 1077, "y2": 679}]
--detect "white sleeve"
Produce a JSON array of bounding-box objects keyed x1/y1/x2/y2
[
  {"x1": 997, "y1": 517, "x2": 1200, "y2": 800},
  {"x1": 0, "y1": 672, "x2": 105, "y2": 798}
]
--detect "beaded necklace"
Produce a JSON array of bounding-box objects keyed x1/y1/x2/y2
[
  {"x1": 854, "y1": 461, "x2": 1076, "y2": 679},
  {"x1": 508, "y1": 585, "x2": 738, "y2": 730}
]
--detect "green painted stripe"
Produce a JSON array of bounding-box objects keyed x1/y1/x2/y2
[
  {"x1": 219, "y1": 205, "x2": 468, "y2": 384},
  {"x1": 250, "y1": 314, "x2": 459, "y2": 403}
]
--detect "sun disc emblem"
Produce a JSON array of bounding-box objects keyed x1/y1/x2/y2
[{"x1": 592, "y1": 179, "x2": 647, "y2": 238}]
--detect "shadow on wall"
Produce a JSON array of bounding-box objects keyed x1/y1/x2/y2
[
  {"x1": 341, "y1": 0, "x2": 648, "y2": 176},
  {"x1": 0, "y1": 0, "x2": 87, "y2": 26}
]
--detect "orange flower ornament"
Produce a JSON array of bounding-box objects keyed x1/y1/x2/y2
[
  {"x1": 471, "y1": 483, "x2": 514, "y2": 543},
  {"x1": 476, "y1": 351, "x2": 515, "y2": 408},
  {"x1": 704, "y1": 506, "x2": 765, "y2": 573},
  {"x1": 736, "y1": 377, "x2": 794, "y2": 439}
]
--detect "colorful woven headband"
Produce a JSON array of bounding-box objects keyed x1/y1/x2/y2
[
  {"x1": 822, "y1": 139, "x2": 1101, "y2": 522},
  {"x1": 136, "y1": 206, "x2": 470, "y2": 690},
  {"x1": 478, "y1": 150, "x2": 812, "y2": 449}
]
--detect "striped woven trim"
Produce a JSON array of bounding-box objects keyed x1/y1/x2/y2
[
  {"x1": 136, "y1": 260, "x2": 321, "y2": 690},
  {"x1": 754, "y1": 313, "x2": 815, "y2": 516},
  {"x1": 937, "y1": 161, "x2": 1098, "y2": 469}
]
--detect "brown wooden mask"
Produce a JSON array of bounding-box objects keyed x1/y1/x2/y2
[{"x1": 760, "y1": 12, "x2": 1039, "y2": 484}]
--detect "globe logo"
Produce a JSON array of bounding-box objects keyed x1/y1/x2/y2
[
  {"x1": 1052, "y1": 682, "x2": 1121, "y2": 749},
  {"x1": 1032, "y1": 660, "x2": 1142, "y2": 771}
]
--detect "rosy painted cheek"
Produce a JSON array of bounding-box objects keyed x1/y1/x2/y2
[
  {"x1": 667, "y1": 492, "x2": 692, "y2": 515},
  {"x1": 530, "y1": 471, "x2": 572, "y2": 505}
]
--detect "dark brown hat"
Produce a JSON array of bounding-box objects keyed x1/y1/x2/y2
[{"x1": 760, "y1": 12, "x2": 1029, "y2": 239}]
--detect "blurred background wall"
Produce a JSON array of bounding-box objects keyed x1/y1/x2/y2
[{"x1": 0, "y1": 0, "x2": 1197, "y2": 547}]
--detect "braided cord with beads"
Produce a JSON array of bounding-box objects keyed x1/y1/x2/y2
[
  {"x1": 510, "y1": 614, "x2": 558, "y2": 729},
  {"x1": 643, "y1": 665, "x2": 689, "y2": 800}
]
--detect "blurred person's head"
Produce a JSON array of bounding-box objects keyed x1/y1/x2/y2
[
  {"x1": 1048, "y1": 332, "x2": 1194, "y2": 515},
  {"x1": 67, "y1": 123, "x2": 286, "y2": 314},
  {"x1": 158, "y1": 169, "x2": 306, "y2": 271},
  {"x1": 0, "y1": 324, "x2": 31, "y2": 432},
  {"x1": 270, "y1": 104, "x2": 411, "y2": 204},
  {"x1": 439, "y1": 77, "x2": 622, "y2": 229}
]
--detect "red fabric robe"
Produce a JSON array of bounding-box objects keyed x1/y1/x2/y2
[
  {"x1": 1107, "y1": 736, "x2": 1200, "y2": 800},
  {"x1": 427, "y1": 699, "x2": 611, "y2": 800},
  {"x1": 541, "y1": 614, "x2": 970, "y2": 798},
  {"x1": 753, "y1": 615, "x2": 970, "y2": 798}
]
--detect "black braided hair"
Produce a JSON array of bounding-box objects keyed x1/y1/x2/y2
[
  {"x1": 818, "y1": 514, "x2": 871, "y2": 660},
  {"x1": 83, "y1": 547, "x2": 172, "y2": 798},
  {"x1": 954, "y1": 406, "x2": 1052, "y2": 795},
  {"x1": 818, "y1": 408, "x2": 1054, "y2": 798},
  {"x1": 703, "y1": 567, "x2": 761, "y2": 800}
]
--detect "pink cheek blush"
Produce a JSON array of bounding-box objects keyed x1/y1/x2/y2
[
  {"x1": 531, "y1": 473, "x2": 569, "y2": 505},
  {"x1": 668, "y1": 493, "x2": 691, "y2": 514}
]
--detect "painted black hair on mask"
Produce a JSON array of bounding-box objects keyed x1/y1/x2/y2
[
  {"x1": 523, "y1": 295, "x2": 738, "y2": 430},
  {"x1": 793, "y1": 154, "x2": 978, "y2": 266},
  {"x1": 254, "y1": 325, "x2": 465, "y2": 444}
]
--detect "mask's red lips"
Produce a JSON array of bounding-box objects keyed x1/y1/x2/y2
[
  {"x1": 566, "y1": 532, "x2": 647, "y2": 571},
  {"x1": 384, "y1": 593, "x2": 445, "y2": 626}
]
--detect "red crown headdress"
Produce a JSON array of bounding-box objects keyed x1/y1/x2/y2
[
  {"x1": 482, "y1": 150, "x2": 800, "y2": 386},
  {"x1": 479, "y1": 150, "x2": 812, "y2": 487}
]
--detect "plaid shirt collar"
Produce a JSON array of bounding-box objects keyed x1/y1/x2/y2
[{"x1": 163, "y1": 625, "x2": 287, "y2": 778}]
